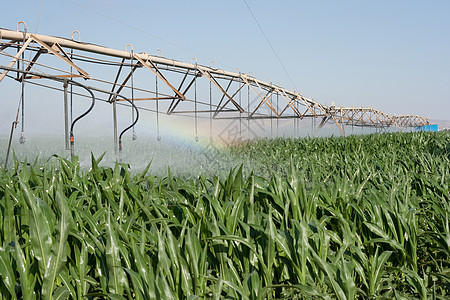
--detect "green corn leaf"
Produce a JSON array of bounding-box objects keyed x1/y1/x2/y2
[
  {"x1": 265, "y1": 206, "x2": 276, "y2": 290},
  {"x1": 130, "y1": 238, "x2": 156, "y2": 300},
  {"x1": 19, "y1": 180, "x2": 53, "y2": 276},
  {"x1": 42, "y1": 189, "x2": 72, "y2": 300},
  {"x1": 368, "y1": 248, "x2": 392, "y2": 296},
  {"x1": 14, "y1": 235, "x2": 33, "y2": 300},
  {"x1": 3, "y1": 189, "x2": 14, "y2": 248},
  {"x1": 106, "y1": 293, "x2": 128, "y2": 300},
  {"x1": 264, "y1": 284, "x2": 332, "y2": 300},
  {"x1": 308, "y1": 245, "x2": 347, "y2": 300},
  {"x1": 156, "y1": 269, "x2": 176, "y2": 300},
  {"x1": 364, "y1": 222, "x2": 404, "y2": 251},
  {"x1": 185, "y1": 228, "x2": 200, "y2": 293},
  {"x1": 123, "y1": 268, "x2": 147, "y2": 300},
  {"x1": 105, "y1": 205, "x2": 127, "y2": 295},
  {"x1": 52, "y1": 286, "x2": 70, "y2": 300},
  {"x1": 0, "y1": 247, "x2": 17, "y2": 299},
  {"x1": 74, "y1": 241, "x2": 89, "y2": 298},
  {"x1": 403, "y1": 268, "x2": 428, "y2": 300}
]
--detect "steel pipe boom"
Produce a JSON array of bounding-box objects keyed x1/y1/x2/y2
[
  {"x1": 0, "y1": 27, "x2": 321, "y2": 107},
  {"x1": 0, "y1": 25, "x2": 430, "y2": 135}
]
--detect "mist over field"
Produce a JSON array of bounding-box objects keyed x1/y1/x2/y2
[
  {"x1": 1, "y1": 131, "x2": 449, "y2": 298},
  {"x1": 0, "y1": 136, "x2": 239, "y2": 176},
  {"x1": 0, "y1": 119, "x2": 394, "y2": 178}
]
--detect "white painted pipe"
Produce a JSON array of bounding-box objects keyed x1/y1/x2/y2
[
  {"x1": 0, "y1": 27, "x2": 322, "y2": 108},
  {"x1": 0, "y1": 27, "x2": 429, "y2": 124}
]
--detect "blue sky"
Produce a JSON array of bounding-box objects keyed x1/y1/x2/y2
[{"x1": 2, "y1": 0, "x2": 449, "y2": 121}]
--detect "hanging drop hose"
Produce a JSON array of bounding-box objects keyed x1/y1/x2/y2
[
  {"x1": 155, "y1": 74, "x2": 160, "y2": 141},
  {"x1": 194, "y1": 72, "x2": 198, "y2": 142},
  {"x1": 4, "y1": 121, "x2": 18, "y2": 169},
  {"x1": 19, "y1": 71, "x2": 25, "y2": 144},
  {"x1": 70, "y1": 31, "x2": 80, "y2": 127},
  {"x1": 247, "y1": 85, "x2": 250, "y2": 139},
  {"x1": 117, "y1": 95, "x2": 139, "y2": 163},
  {"x1": 1, "y1": 66, "x2": 141, "y2": 166},
  {"x1": 277, "y1": 93, "x2": 279, "y2": 136},
  {"x1": 128, "y1": 46, "x2": 137, "y2": 141},
  {"x1": 268, "y1": 80, "x2": 273, "y2": 137},
  {"x1": 1, "y1": 66, "x2": 96, "y2": 166},
  {"x1": 69, "y1": 80, "x2": 96, "y2": 161},
  {"x1": 209, "y1": 80, "x2": 213, "y2": 142},
  {"x1": 5, "y1": 78, "x2": 25, "y2": 168},
  {"x1": 239, "y1": 76, "x2": 242, "y2": 140},
  {"x1": 4, "y1": 37, "x2": 27, "y2": 168},
  {"x1": 155, "y1": 48, "x2": 161, "y2": 142},
  {"x1": 70, "y1": 48, "x2": 74, "y2": 125},
  {"x1": 19, "y1": 27, "x2": 27, "y2": 144}
]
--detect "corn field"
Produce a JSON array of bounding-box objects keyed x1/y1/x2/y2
[{"x1": 0, "y1": 132, "x2": 449, "y2": 299}]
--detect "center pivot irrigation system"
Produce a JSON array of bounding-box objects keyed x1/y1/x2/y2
[{"x1": 0, "y1": 22, "x2": 429, "y2": 166}]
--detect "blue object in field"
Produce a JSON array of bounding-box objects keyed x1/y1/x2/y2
[{"x1": 415, "y1": 125, "x2": 438, "y2": 132}]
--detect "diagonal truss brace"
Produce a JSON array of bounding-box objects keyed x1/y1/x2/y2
[
  {"x1": 198, "y1": 69, "x2": 244, "y2": 113},
  {"x1": 0, "y1": 35, "x2": 90, "y2": 83},
  {"x1": 330, "y1": 113, "x2": 346, "y2": 136},
  {"x1": 241, "y1": 76, "x2": 278, "y2": 117},
  {"x1": 316, "y1": 109, "x2": 345, "y2": 136},
  {"x1": 213, "y1": 79, "x2": 233, "y2": 116},
  {"x1": 167, "y1": 72, "x2": 200, "y2": 114},
  {"x1": 108, "y1": 58, "x2": 125, "y2": 102},
  {"x1": 133, "y1": 54, "x2": 185, "y2": 100},
  {"x1": 391, "y1": 117, "x2": 402, "y2": 131},
  {"x1": 0, "y1": 40, "x2": 18, "y2": 51},
  {"x1": 214, "y1": 81, "x2": 246, "y2": 117},
  {"x1": 167, "y1": 70, "x2": 191, "y2": 113},
  {"x1": 0, "y1": 36, "x2": 33, "y2": 83},
  {"x1": 31, "y1": 35, "x2": 89, "y2": 78},
  {"x1": 249, "y1": 88, "x2": 275, "y2": 118},
  {"x1": 278, "y1": 90, "x2": 303, "y2": 118},
  {"x1": 19, "y1": 48, "x2": 45, "y2": 81},
  {"x1": 108, "y1": 63, "x2": 139, "y2": 102}
]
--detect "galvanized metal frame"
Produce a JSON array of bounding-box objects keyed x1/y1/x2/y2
[{"x1": 0, "y1": 25, "x2": 430, "y2": 141}]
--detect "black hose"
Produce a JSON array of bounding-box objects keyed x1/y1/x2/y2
[
  {"x1": 69, "y1": 80, "x2": 95, "y2": 134},
  {"x1": 68, "y1": 80, "x2": 96, "y2": 160},
  {"x1": 0, "y1": 66, "x2": 143, "y2": 163},
  {"x1": 117, "y1": 95, "x2": 139, "y2": 162}
]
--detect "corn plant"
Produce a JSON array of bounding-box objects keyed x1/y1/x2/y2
[{"x1": 0, "y1": 131, "x2": 448, "y2": 299}]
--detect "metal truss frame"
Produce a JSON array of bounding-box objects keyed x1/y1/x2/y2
[{"x1": 0, "y1": 25, "x2": 430, "y2": 139}]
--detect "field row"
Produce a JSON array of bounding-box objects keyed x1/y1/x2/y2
[{"x1": 0, "y1": 132, "x2": 449, "y2": 299}]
